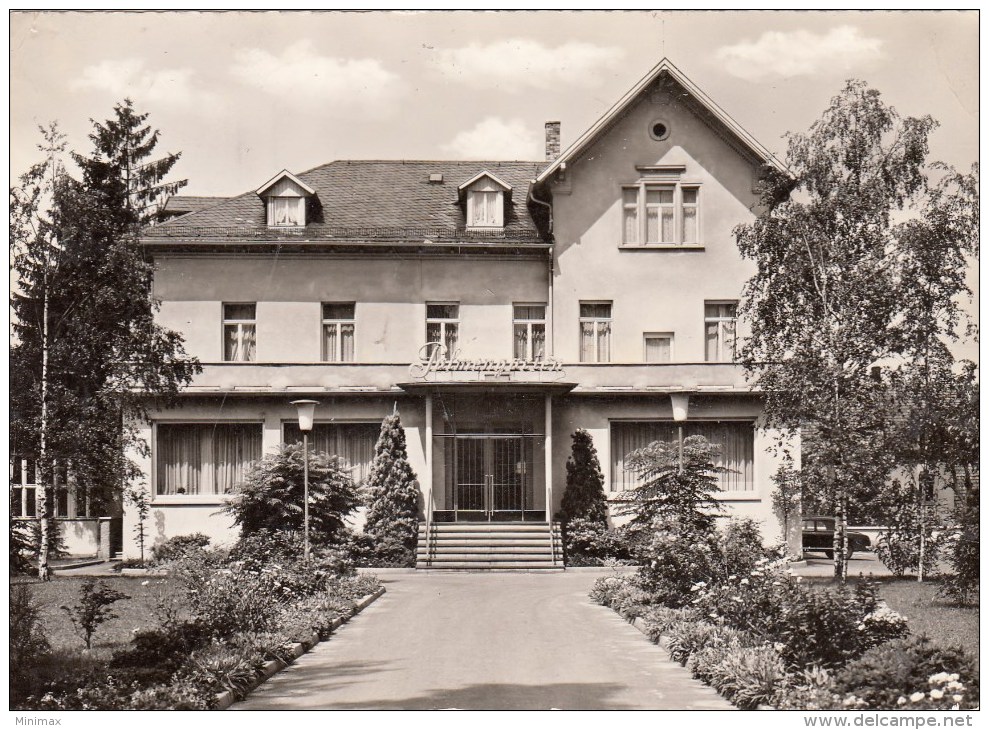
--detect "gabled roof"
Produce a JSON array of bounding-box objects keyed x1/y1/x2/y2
[
  {"x1": 457, "y1": 170, "x2": 513, "y2": 192},
  {"x1": 535, "y1": 58, "x2": 787, "y2": 185},
  {"x1": 142, "y1": 160, "x2": 546, "y2": 243},
  {"x1": 255, "y1": 169, "x2": 316, "y2": 196}
]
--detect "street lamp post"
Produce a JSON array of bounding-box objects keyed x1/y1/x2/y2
[
  {"x1": 291, "y1": 399, "x2": 319, "y2": 563},
  {"x1": 670, "y1": 392, "x2": 691, "y2": 474}
]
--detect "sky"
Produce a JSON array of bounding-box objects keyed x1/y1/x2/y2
[
  {"x1": 8, "y1": 10, "x2": 980, "y2": 361},
  {"x1": 10, "y1": 10, "x2": 978, "y2": 197}
]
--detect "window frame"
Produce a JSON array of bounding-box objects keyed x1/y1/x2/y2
[
  {"x1": 321, "y1": 302, "x2": 356, "y2": 362},
  {"x1": 513, "y1": 303, "x2": 547, "y2": 361},
  {"x1": 621, "y1": 182, "x2": 701, "y2": 247},
  {"x1": 152, "y1": 420, "x2": 264, "y2": 503},
  {"x1": 281, "y1": 419, "x2": 380, "y2": 485},
  {"x1": 704, "y1": 300, "x2": 738, "y2": 363},
  {"x1": 222, "y1": 302, "x2": 257, "y2": 363},
  {"x1": 425, "y1": 302, "x2": 461, "y2": 359},
  {"x1": 643, "y1": 332, "x2": 674, "y2": 363},
  {"x1": 267, "y1": 196, "x2": 305, "y2": 227},
  {"x1": 579, "y1": 301, "x2": 613, "y2": 363}
]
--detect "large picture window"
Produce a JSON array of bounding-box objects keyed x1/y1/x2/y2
[
  {"x1": 283, "y1": 422, "x2": 379, "y2": 485},
  {"x1": 610, "y1": 420, "x2": 754, "y2": 492},
  {"x1": 156, "y1": 423, "x2": 262, "y2": 496}
]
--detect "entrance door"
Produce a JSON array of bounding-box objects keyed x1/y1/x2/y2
[{"x1": 452, "y1": 435, "x2": 531, "y2": 521}]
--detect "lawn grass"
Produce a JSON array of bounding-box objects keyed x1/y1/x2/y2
[{"x1": 16, "y1": 576, "x2": 177, "y2": 660}]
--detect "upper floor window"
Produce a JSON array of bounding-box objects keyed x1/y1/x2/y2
[
  {"x1": 704, "y1": 301, "x2": 737, "y2": 362},
  {"x1": 426, "y1": 303, "x2": 459, "y2": 359},
  {"x1": 223, "y1": 303, "x2": 256, "y2": 362},
  {"x1": 460, "y1": 171, "x2": 512, "y2": 229},
  {"x1": 513, "y1": 304, "x2": 546, "y2": 361},
  {"x1": 644, "y1": 333, "x2": 673, "y2": 363},
  {"x1": 256, "y1": 170, "x2": 315, "y2": 228},
  {"x1": 579, "y1": 302, "x2": 612, "y2": 363},
  {"x1": 622, "y1": 183, "x2": 699, "y2": 246},
  {"x1": 269, "y1": 197, "x2": 305, "y2": 227},
  {"x1": 322, "y1": 302, "x2": 355, "y2": 362}
]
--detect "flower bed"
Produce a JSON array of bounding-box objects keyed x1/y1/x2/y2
[
  {"x1": 12, "y1": 537, "x2": 383, "y2": 710},
  {"x1": 592, "y1": 560, "x2": 979, "y2": 710}
]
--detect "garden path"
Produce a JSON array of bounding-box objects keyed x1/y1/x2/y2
[{"x1": 233, "y1": 571, "x2": 732, "y2": 710}]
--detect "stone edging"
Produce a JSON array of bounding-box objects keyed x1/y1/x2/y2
[{"x1": 214, "y1": 586, "x2": 386, "y2": 710}]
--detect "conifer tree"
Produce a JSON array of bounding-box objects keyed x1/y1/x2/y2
[
  {"x1": 559, "y1": 429, "x2": 608, "y2": 526},
  {"x1": 363, "y1": 411, "x2": 421, "y2": 554},
  {"x1": 10, "y1": 103, "x2": 198, "y2": 579}
]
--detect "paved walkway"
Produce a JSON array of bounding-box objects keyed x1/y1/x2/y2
[{"x1": 234, "y1": 571, "x2": 731, "y2": 710}]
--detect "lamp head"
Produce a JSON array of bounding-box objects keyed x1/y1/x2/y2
[
  {"x1": 291, "y1": 399, "x2": 319, "y2": 432},
  {"x1": 670, "y1": 392, "x2": 692, "y2": 422}
]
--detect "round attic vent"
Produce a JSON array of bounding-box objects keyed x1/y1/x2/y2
[{"x1": 649, "y1": 120, "x2": 670, "y2": 141}]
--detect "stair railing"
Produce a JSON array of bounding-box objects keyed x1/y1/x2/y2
[
  {"x1": 423, "y1": 485, "x2": 434, "y2": 567},
  {"x1": 549, "y1": 520, "x2": 558, "y2": 566}
]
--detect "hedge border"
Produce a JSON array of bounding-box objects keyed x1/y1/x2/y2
[{"x1": 215, "y1": 586, "x2": 386, "y2": 710}]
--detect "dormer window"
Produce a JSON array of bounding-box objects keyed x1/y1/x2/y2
[
  {"x1": 256, "y1": 169, "x2": 316, "y2": 228},
  {"x1": 458, "y1": 171, "x2": 512, "y2": 230}
]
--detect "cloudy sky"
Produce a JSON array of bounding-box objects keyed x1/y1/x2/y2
[{"x1": 10, "y1": 10, "x2": 978, "y2": 197}]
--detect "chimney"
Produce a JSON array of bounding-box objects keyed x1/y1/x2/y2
[{"x1": 544, "y1": 121, "x2": 561, "y2": 162}]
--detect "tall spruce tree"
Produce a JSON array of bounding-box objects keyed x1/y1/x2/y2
[
  {"x1": 559, "y1": 429, "x2": 608, "y2": 526},
  {"x1": 10, "y1": 104, "x2": 198, "y2": 579},
  {"x1": 363, "y1": 411, "x2": 421, "y2": 556}
]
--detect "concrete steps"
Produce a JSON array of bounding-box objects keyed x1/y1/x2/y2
[{"x1": 417, "y1": 521, "x2": 563, "y2": 570}]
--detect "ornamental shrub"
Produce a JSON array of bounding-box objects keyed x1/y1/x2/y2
[
  {"x1": 561, "y1": 517, "x2": 634, "y2": 566},
  {"x1": 223, "y1": 443, "x2": 359, "y2": 543},
  {"x1": 9, "y1": 519, "x2": 35, "y2": 574},
  {"x1": 832, "y1": 635, "x2": 979, "y2": 709},
  {"x1": 706, "y1": 644, "x2": 788, "y2": 710},
  {"x1": 638, "y1": 606, "x2": 700, "y2": 644},
  {"x1": 712, "y1": 518, "x2": 780, "y2": 583},
  {"x1": 10, "y1": 585, "x2": 51, "y2": 704},
  {"x1": 940, "y1": 502, "x2": 979, "y2": 605},
  {"x1": 559, "y1": 429, "x2": 608, "y2": 526},
  {"x1": 874, "y1": 490, "x2": 947, "y2": 576},
  {"x1": 362, "y1": 411, "x2": 421, "y2": 565},
  {"x1": 61, "y1": 578, "x2": 130, "y2": 649},
  {"x1": 150, "y1": 532, "x2": 211, "y2": 565},
  {"x1": 636, "y1": 517, "x2": 721, "y2": 608}
]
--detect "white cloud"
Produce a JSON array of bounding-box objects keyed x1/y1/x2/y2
[
  {"x1": 434, "y1": 38, "x2": 624, "y2": 90},
  {"x1": 71, "y1": 59, "x2": 213, "y2": 107},
  {"x1": 716, "y1": 26, "x2": 883, "y2": 82},
  {"x1": 441, "y1": 117, "x2": 541, "y2": 160},
  {"x1": 230, "y1": 40, "x2": 403, "y2": 114}
]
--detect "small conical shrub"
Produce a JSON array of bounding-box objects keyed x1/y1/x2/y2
[
  {"x1": 560, "y1": 429, "x2": 608, "y2": 526},
  {"x1": 363, "y1": 411, "x2": 421, "y2": 559}
]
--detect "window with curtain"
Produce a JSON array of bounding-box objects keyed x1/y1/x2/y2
[
  {"x1": 223, "y1": 303, "x2": 257, "y2": 362},
  {"x1": 322, "y1": 302, "x2": 356, "y2": 362},
  {"x1": 621, "y1": 183, "x2": 700, "y2": 246},
  {"x1": 704, "y1": 301, "x2": 737, "y2": 362},
  {"x1": 610, "y1": 420, "x2": 754, "y2": 492},
  {"x1": 156, "y1": 423, "x2": 262, "y2": 496},
  {"x1": 426, "y1": 303, "x2": 459, "y2": 359},
  {"x1": 513, "y1": 304, "x2": 546, "y2": 360},
  {"x1": 269, "y1": 197, "x2": 304, "y2": 226},
  {"x1": 579, "y1": 302, "x2": 612, "y2": 362},
  {"x1": 283, "y1": 422, "x2": 379, "y2": 485}
]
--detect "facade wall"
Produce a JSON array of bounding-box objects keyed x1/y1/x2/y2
[
  {"x1": 154, "y1": 256, "x2": 548, "y2": 365},
  {"x1": 549, "y1": 83, "x2": 760, "y2": 363}
]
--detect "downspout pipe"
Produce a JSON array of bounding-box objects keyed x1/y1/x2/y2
[{"x1": 528, "y1": 180, "x2": 555, "y2": 357}]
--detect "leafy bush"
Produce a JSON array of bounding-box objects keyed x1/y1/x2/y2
[
  {"x1": 665, "y1": 620, "x2": 725, "y2": 666},
  {"x1": 10, "y1": 584, "x2": 51, "y2": 704},
  {"x1": 874, "y1": 498, "x2": 948, "y2": 576},
  {"x1": 561, "y1": 517, "x2": 634, "y2": 566},
  {"x1": 697, "y1": 568, "x2": 908, "y2": 670},
  {"x1": 362, "y1": 411, "x2": 421, "y2": 558},
  {"x1": 186, "y1": 641, "x2": 266, "y2": 699},
  {"x1": 638, "y1": 606, "x2": 700, "y2": 644},
  {"x1": 341, "y1": 529, "x2": 415, "y2": 568},
  {"x1": 636, "y1": 518, "x2": 721, "y2": 608},
  {"x1": 60, "y1": 578, "x2": 130, "y2": 649},
  {"x1": 940, "y1": 505, "x2": 979, "y2": 604},
  {"x1": 833, "y1": 635, "x2": 979, "y2": 709},
  {"x1": 588, "y1": 572, "x2": 652, "y2": 618},
  {"x1": 775, "y1": 666, "x2": 842, "y2": 710},
  {"x1": 10, "y1": 520, "x2": 35, "y2": 574},
  {"x1": 223, "y1": 443, "x2": 359, "y2": 543},
  {"x1": 150, "y1": 532, "x2": 211, "y2": 565},
  {"x1": 712, "y1": 518, "x2": 781, "y2": 582},
  {"x1": 705, "y1": 644, "x2": 788, "y2": 710}
]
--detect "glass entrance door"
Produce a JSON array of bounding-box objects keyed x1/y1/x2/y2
[{"x1": 451, "y1": 434, "x2": 533, "y2": 521}]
